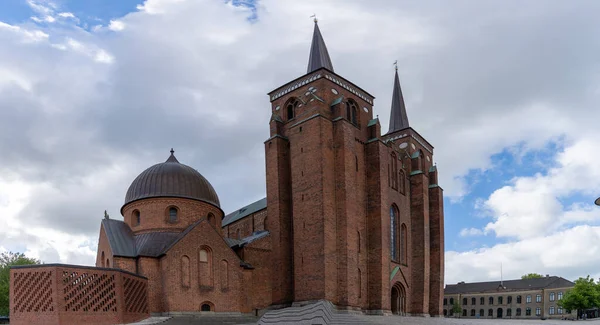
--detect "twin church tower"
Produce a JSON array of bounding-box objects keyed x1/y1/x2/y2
[{"x1": 264, "y1": 20, "x2": 445, "y2": 316}]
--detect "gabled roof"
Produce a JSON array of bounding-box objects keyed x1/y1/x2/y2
[
  {"x1": 102, "y1": 219, "x2": 135, "y2": 257},
  {"x1": 222, "y1": 197, "x2": 267, "y2": 227},
  {"x1": 307, "y1": 21, "x2": 334, "y2": 74},
  {"x1": 444, "y1": 276, "x2": 575, "y2": 294},
  {"x1": 102, "y1": 219, "x2": 181, "y2": 258},
  {"x1": 387, "y1": 69, "x2": 409, "y2": 134}
]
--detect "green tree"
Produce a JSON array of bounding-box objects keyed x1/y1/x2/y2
[
  {"x1": 558, "y1": 275, "x2": 600, "y2": 315},
  {"x1": 521, "y1": 273, "x2": 544, "y2": 279},
  {"x1": 0, "y1": 252, "x2": 41, "y2": 316},
  {"x1": 452, "y1": 301, "x2": 462, "y2": 318}
]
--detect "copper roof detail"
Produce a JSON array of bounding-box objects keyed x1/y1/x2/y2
[{"x1": 123, "y1": 150, "x2": 220, "y2": 209}]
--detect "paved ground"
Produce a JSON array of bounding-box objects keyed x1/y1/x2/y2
[{"x1": 154, "y1": 316, "x2": 597, "y2": 325}]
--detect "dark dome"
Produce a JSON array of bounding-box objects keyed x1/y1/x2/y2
[{"x1": 123, "y1": 150, "x2": 220, "y2": 209}]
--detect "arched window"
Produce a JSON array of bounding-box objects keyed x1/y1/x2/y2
[
  {"x1": 471, "y1": 297, "x2": 476, "y2": 305},
  {"x1": 462, "y1": 309, "x2": 467, "y2": 317},
  {"x1": 133, "y1": 210, "x2": 141, "y2": 226},
  {"x1": 516, "y1": 308, "x2": 522, "y2": 316},
  {"x1": 101, "y1": 251, "x2": 105, "y2": 267},
  {"x1": 443, "y1": 309, "x2": 447, "y2": 316},
  {"x1": 463, "y1": 297, "x2": 468, "y2": 305},
  {"x1": 471, "y1": 309, "x2": 475, "y2": 316},
  {"x1": 507, "y1": 296, "x2": 512, "y2": 304},
  {"x1": 169, "y1": 207, "x2": 178, "y2": 223},
  {"x1": 449, "y1": 298, "x2": 454, "y2": 305},
  {"x1": 345, "y1": 100, "x2": 359, "y2": 126},
  {"x1": 390, "y1": 152, "x2": 398, "y2": 190},
  {"x1": 488, "y1": 309, "x2": 493, "y2": 317},
  {"x1": 480, "y1": 297, "x2": 485, "y2": 305},
  {"x1": 489, "y1": 297, "x2": 494, "y2": 305},
  {"x1": 207, "y1": 213, "x2": 216, "y2": 227},
  {"x1": 400, "y1": 224, "x2": 408, "y2": 265},
  {"x1": 390, "y1": 205, "x2": 398, "y2": 260},
  {"x1": 106, "y1": 259, "x2": 110, "y2": 268},
  {"x1": 236, "y1": 228, "x2": 241, "y2": 239},
  {"x1": 286, "y1": 98, "x2": 300, "y2": 120},
  {"x1": 443, "y1": 298, "x2": 447, "y2": 305},
  {"x1": 181, "y1": 255, "x2": 190, "y2": 287},
  {"x1": 220, "y1": 260, "x2": 228, "y2": 290},
  {"x1": 498, "y1": 296, "x2": 503, "y2": 304},
  {"x1": 517, "y1": 295, "x2": 522, "y2": 303},
  {"x1": 550, "y1": 292, "x2": 555, "y2": 301},
  {"x1": 199, "y1": 247, "x2": 213, "y2": 288},
  {"x1": 479, "y1": 309, "x2": 484, "y2": 317},
  {"x1": 200, "y1": 302, "x2": 213, "y2": 312},
  {"x1": 507, "y1": 308, "x2": 512, "y2": 317},
  {"x1": 526, "y1": 307, "x2": 531, "y2": 316}
]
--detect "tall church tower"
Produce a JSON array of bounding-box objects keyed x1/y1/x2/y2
[{"x1": 264, "y1": 21, "x2": 444, "y2": 316}]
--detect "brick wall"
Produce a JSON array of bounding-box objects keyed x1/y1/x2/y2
[
  {"x1": 122, "y1": 197, "x2": 223, "y2": 235},
  {"x1": 10, "y1": 264, "x2": 148, "y2": 325},
  {"x1": 160, "y1": 220, "x2": 251, "y2": 313}
]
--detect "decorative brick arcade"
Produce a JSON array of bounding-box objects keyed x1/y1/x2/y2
[{"x1": 10, "y1": 264, "x2": 149, "y2": 325}]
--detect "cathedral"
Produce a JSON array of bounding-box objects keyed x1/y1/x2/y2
[{"x1": 96, "y1": 21, "x2": 445, "y2": 317}]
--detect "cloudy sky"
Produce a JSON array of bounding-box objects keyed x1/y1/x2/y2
[{"x1": 0, "y1": 0, "x2": 599, "y2": 285}]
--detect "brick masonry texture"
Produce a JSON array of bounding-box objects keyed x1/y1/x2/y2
[
  {"x1": 10, "y1": 265, "x2": 148, "y2": 325},
  {"x1": 10, "y1": 64, "x2": 445, "y2": 323}
]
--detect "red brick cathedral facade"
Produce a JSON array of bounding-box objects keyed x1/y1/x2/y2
[{"x1": 9, "y1": 22, "x2": 444, "y2": 324}]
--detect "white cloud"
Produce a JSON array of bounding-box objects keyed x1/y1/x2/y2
[
  {"x1": 108, "y1": 20, "x2": 125, "y2": 31},
  {"x1": 482, "y1": 137, "x2": 600, "y2": 239},
  {"x1": 0, "y1": 21, "x2": 49, "y2": 43},
  {"x1": 1, "y1": 0, "x2": 600, "y2": 283},
  {"x1": 446, "y1": 225, "x2": 600, "y2": 284},
  {"x1": 58, "y1": 12, "x2": 75, "y2": 19},
  {"x1": 459, "y1": 228, "x2": 485, "y2": 237}
]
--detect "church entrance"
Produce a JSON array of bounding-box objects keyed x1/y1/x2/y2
[{"x1": 391, "y1": 283, "x2": 407, "y2": 315}]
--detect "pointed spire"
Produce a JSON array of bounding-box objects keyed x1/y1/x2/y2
[
  {"x1": 307, "y1": 20, "x2": 334, "y2": 73},
  {"x1": 388, "y1": 66, "x2": 409, "y2": 133},
  {"x1": 166, "y1": 148, "x2": 179, "y2": 163}
]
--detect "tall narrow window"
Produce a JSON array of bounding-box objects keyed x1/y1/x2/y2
[
  {"x1": 199, "y1": 247, "x2": 213, "y2": 288},
  {"x1": 480, "y1": 297, "x2": 485, "y2": 305},
  {"x1": 471, "y1": 297, "x2": 476, "y2": 305},
  {"x1": 133, "y1": 210, "x2": 141, "y2": 226},
  {"x1": 400, "y1": 224, "x2": 408, "y2": 264},
  {"x1": 101, "y1": 252, "x2": 105, "y2": 267},
  {"x1": 220, "y1": 260, "x2": 228, "y2": 290},
  {"x1": 169, "y1": 207, "x2": 178, "y2": 223},
  {"x1": 236, "y1": 229, "x2": 241, "y2": 239},
  {"x1": 390, "y1": 205, "x2": 398, "y2": 260},
  {"x1": 391, "y1": 153, "x2": 398, "y2": 190},
  {"x1": 181, "y1": 255, "x2": 190, "y2": 287},
  {"x1": 399, "y1": 170, "x2": 406, "y2": 194}
]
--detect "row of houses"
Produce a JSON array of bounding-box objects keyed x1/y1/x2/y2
[{"x1": 443, "y1": 275, "x2": 576, "y2": 319}]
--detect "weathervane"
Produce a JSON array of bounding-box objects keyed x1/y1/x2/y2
[
  {"x1": 310, "y1": 14, "x2": 317, "y2": 23},
  {"x1": 393, "y1": 60, "x2": 398, "y2": 71}
]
